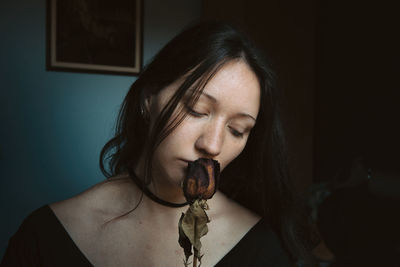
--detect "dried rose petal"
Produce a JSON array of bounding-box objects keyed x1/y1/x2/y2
[{"x1": 182, "y1": 158, "x2": 220, "y2": 203}]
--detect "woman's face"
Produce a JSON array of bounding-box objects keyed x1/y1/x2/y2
[{"x1": 148, "y1": 60, "x2": 260, "y2": 187}]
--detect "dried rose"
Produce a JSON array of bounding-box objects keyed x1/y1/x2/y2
[
  {"x1": 179, "y1": 158, "x2": 220, "y2": 266},
  {"x1": 182, "y1": 158, "x2": 220, "y2": 203}
]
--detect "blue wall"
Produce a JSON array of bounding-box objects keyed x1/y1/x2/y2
[{"x1": 0, "y1": 0, "x2": 201, "y2": 257}]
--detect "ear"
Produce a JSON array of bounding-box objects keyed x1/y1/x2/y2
[
  {"x1": 144, "y1": 95, "x2": 153, "y2": 114},
  {"x1": 141, "y1": 95, "x2": 156, "y2": 124}
]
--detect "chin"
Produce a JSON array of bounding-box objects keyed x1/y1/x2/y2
[
  {"x1": 171, "y1": 169, "x2": 186, "y2": 185},
  {"x1": 153, "y1": 157, "x2": 188, "y2": 186},
  {"x1": 158, "y1": 165, "x2": 184, "y2": 187}
]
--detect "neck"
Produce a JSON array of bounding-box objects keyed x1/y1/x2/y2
[{"x1": 148, "y1": 181, "x2": 188, "y2": 205}]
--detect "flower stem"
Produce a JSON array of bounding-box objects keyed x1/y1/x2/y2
[{"x1": 193, "y1": 254, "x2": 197, "y2": 267}]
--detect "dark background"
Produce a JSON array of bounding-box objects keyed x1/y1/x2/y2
[
  {"x1": 315, "y1": 0, "x2": 399, "y2": 180},
  {"x1": 204, "y1": 0, "x2": 399, "y2": 188}
]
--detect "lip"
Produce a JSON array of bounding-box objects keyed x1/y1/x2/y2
[{"x1": 180, "y1": 159, "x2": 193, "y2": 164}]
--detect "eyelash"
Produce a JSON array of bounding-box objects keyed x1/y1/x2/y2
[
  {"x1": 185, "y1": 106, "x2": 205, "y2": 117},
  {"x1": 229, "y1": 127, "x2": 244, "y2": 138},
  {"x1": 185, "y1": 106, "x2": 244, "y2": 138}
]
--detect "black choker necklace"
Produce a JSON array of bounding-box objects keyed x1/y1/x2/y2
[{"x1": 128, "y1": 168, "x2": 189, "y2": 208}]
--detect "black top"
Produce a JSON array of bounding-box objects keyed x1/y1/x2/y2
[{"x1": 1, "y1": 205, "x2": 291, "y2": 267}]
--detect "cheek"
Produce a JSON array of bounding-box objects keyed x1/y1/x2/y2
[{"x1": 155, "y1": 118, "x2": 197, "y2": 156}]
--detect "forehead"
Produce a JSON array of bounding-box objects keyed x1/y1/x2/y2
[{"x1": 200, "y1": 60, "x2": 260, "y2": 117}]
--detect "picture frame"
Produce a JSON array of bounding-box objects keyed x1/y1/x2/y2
[{"x1": 46, "y1": 0, "x2": 142, "y2": 76}]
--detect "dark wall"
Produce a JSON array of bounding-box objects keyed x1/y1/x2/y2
[
  {"x1": 203, "y1": 0, "x2": 316, "y2": 191},
  {"x1": 203, "y1": 0, "x2": 399, "y2": 186},
  {"x1": 315, "y1": 0, "x2": 400, "y2": 181}
]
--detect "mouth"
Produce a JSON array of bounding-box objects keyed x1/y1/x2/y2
[{"x1": 180, "y1": 159, "x2": 194, "y2": 165}]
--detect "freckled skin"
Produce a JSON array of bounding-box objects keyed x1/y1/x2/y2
[{"x1": 142, "y1": 60, "x2": 260, "y2": 202}]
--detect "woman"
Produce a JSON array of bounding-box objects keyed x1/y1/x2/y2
[{"x1": 1, "y1": 21, "x2": 317, "y2": 266}]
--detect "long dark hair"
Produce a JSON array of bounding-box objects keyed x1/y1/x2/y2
[{"x1": 100, "y1": 21, "x2": 317, "y2": 262}]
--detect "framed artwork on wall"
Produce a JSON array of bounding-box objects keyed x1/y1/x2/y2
[{"x1": 46, "y1": 0, "x2": 142, "y2": 76}]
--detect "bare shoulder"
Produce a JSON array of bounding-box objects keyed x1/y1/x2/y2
[
  {"x1": 201, "y1": 191, "x2": 262, "y2": 263},
  {"x1": 209, "y1": 191, "x2": 261, "y2": 234},
  {"x1": 50, "y1": 173, "x2": 139, "y2": 226}
]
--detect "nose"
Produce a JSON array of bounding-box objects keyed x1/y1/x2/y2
[{"x1": 195, "y1": 119, "x2": 225, "y2": 158}]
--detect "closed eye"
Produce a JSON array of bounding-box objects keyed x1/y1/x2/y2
[
  {"x1": 229, "y1": 127, "x2": 244, "y2": 138},
  {"x1": 185, "y1": 105, "x2": 206, "y2": 117}
]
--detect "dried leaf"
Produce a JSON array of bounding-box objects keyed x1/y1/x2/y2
[
  {"x1": 178, "y1": 213, "x2": 193, "y2": 262},
  {"x1": 181, "y1": 200, "x2": 210, "y2": 252}
]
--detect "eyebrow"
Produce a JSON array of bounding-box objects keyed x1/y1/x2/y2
[{"x1": 195, "y1": 90, "x2": 257, "y2": 121}]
